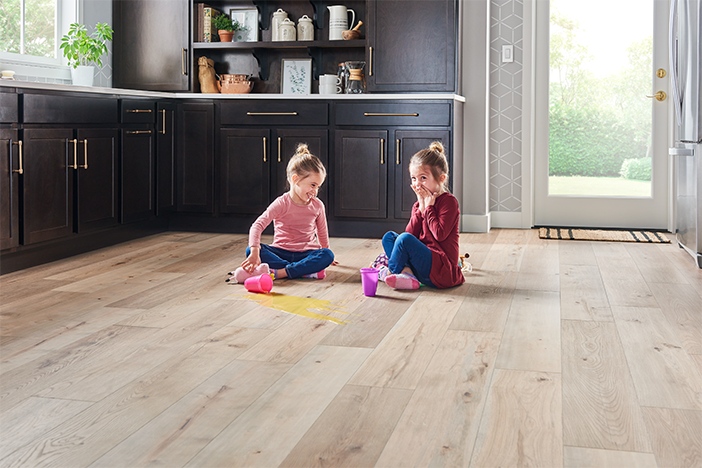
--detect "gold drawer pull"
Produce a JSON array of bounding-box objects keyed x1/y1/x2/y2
[
  {"x1": 127, "y1": 109, "x2": 153, "y2": 113},
  {"x1": 12, "y1": 140, "x2": 23, "y2": 174},
  {"x1": 71, "y1": 138, "x2": 78, "y2": 169},
  {"x1": 159, "y1": 109, "x2": 167, "y2": 134},
  {"x1": 380, "y1": 138, "x2": 385, "y2": 165},
  {"x1": 364, "y1": 113, "x2": 419, "y2": 117},
  {"x1": 246, "y1": 112, "x2": 298, "y2": 116},
  {"x1": 263, "y1": 136, "x2": 267, "y2": 162},
  {"x1": 80, "y1": 140, "x2": 88, "y2": 169},
  {"x1": 126, "y1": 130, "x2": 153, "y2": 135}
]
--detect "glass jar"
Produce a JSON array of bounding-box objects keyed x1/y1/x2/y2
[{"x1": 345, "y1": 61, "x2": 366, "y2": 94}]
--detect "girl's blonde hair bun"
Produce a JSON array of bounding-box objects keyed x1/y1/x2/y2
[{"x1": 429, "y1": 141, "x2": 445, "y2": 155}]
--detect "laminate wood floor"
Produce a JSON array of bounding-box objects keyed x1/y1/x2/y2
[{"x1": 1, "y1": 229, "x2": 701, "y2": 467}]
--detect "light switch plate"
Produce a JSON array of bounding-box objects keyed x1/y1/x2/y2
[{"x1": 502, "y1": 45, "x2": 514, "y2": 63}]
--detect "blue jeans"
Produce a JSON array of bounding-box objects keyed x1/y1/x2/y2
[
  {"x1": 246, "y1": 244, "x2": 334, "y2": 279},
  {"x1": 382, "y1": 231, "x2": 434, "y2": 287}
]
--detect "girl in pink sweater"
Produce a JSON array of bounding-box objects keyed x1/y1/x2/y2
[{"x1": 229, "y1": 144, "x2": 335, "y2": 283}]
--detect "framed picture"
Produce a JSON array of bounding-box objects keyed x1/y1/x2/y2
[
  {"x1": 281, "y1": 58, "x2": 312, "y2": 95},
  {"x1": 230, "y1": 7, "x2": 258, "y2": 42}
]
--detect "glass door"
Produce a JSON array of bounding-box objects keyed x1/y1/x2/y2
[{"x1": 534, "y1": 0, "x2": 670, "y2": 229}]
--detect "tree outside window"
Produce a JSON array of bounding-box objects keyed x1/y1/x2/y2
[{"x1": 0, "y1": 0, "x2": 58, "y2": 59}]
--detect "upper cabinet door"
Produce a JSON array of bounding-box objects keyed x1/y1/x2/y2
[
  {"x1": 367, "y1": 0, "x2": 457, "y2": 93},
  {"x1": 113, "y1": 0, "x2": 190, "y2": 91}
]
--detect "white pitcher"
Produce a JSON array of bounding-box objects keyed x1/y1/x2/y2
[{"x1": 327, "y1": 5, "x2": 355, "y2": 41}]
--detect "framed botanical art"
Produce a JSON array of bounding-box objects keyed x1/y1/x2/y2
[
  {"x1": 281, "y1": 58, "x2": 312, "y2": 95},
  {"x1": 230, "y1": 7, "x2": 258, "y2": 42}
]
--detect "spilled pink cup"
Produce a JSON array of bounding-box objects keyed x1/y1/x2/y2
[
  {"x1": 360, "y1": 267, "x2": 379, "y2": 297},
  {"x1": 244, "y1": 273, "x2": 273, "y2": 294}
]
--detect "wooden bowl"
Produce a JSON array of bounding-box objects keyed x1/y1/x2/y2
[
  {"x1": 342, "y1": 29, "x2": 361, "y2": 40},
  {"x1": 220, "y1": 80, "x2": 253, "y2": 94}
]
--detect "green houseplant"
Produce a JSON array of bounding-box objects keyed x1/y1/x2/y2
[
  {"x1": 212, "y1": 14, "x2": 245, "y2": 42},
  {"x1": 60, "y1": 22, "x2": 113, "y2": 86}
]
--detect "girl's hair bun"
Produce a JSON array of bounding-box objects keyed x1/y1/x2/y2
[{"x1": 429, "y1": 141, "x2": 445, "y2": 155}]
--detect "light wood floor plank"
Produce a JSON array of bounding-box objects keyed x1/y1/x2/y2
[
  {"x1": 560, "y1": 264, "x2": 613, "y2": 322},
  {"x1": 613, "y1": 306, "x2": 702, "y2": 410},
  {"x1": 184, "y1": 345, "x2": 372, "y2": 468},
  {"x1": 495, "y1": 290, "x2": 561, "y2": 373},
  {"x1": 280, "y1": 385, "x2": 413, "y2": 467},
  {"x1": 562, "y1": 320, "x2": 651, "y2": 451},
  {"x1": 642, "y1": 406, "x2": 702, "y2": 468},
  {"x1": 450, "y1": 271, "x2": 517, "y2": 333},
  {"x1": 563, "y1": 446, "x2": 658, "y2": 468},
  {"x1": 375, "y1": 330, "x2": 501, "y2": 467},
  {"x1": 348, "y1": 293, "x2": 461, "y2": 390},
  {"x1": 648, "y1": 282, "x2": 702, "y2": 355},
  {"x1": 470, "y1": 369, "x2": 563, "y2": 467}
]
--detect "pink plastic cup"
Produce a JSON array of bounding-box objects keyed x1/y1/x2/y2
[
  {"x1": 360, "y1": 267, "x2": 379, "y2": 297},
  {"x1": 244, "y1": 273, "x2": 273, "y2": 294}
]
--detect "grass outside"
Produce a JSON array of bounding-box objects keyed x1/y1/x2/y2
[{"x1": 549, "y1": 176, "x2": 651, "y2": 197}]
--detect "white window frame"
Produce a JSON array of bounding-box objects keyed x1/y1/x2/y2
[{"x1": 0, "y1": 0, "x2": 78, "y2": 80}]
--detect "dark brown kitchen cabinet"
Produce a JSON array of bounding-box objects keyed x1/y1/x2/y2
[
  {"x1": 113, "y1": 0, "x2": 190, "y2": 91},
  {"x1": 366, "y1": 0, "x2": 457, "y2": 92},
  {"x1": 177, "y1": 102, "x2": 214, "y2": 213},
  {"x1": 21, "y1": 128, "x2": 74, "y2": 245},
  {"x1": 333, "y1": 102, "x2": 452, "y2": 225},
  {"x1": 218, "y1": 100, "x2": 329, "y2": 215},
  {"x1": 156, "y1": 102, "x2": 177, "y2": 214},
  {"x1": 121, "y1": 129, "x2": 155, "y2": 223},
  {"x1": 334, "y1": 129, "x2": 388, "y2": 219},
  {"x1": 76, "y1": 128, "x2": 119, "y2": 232},
  {"x1": 0, "y1": 128, "x2": 20, "y2": 250},
  {"x1": 219, "y1": 127, "x2": 328, "y2": 215}
]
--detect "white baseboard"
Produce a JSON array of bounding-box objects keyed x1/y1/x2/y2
[
  {"x1": 461, "y1": 213, "x2": 491, "y2": 233},
  {"x1": 491, "y1": 211, "x2": 528, "y2": 229}
]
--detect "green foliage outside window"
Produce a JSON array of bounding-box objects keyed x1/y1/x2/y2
[{"x1": 0, "y1": 0, "x2": 57, "y2": 58}]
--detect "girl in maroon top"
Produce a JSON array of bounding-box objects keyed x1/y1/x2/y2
[{"x1": 378, "y1": 141, "x2": 464, "y2": 290}]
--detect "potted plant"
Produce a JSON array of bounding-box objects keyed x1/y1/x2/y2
[
  {"x1": 60, "y1": 22, "x2": 113, "y2": 86},
  {"x1": 213, "y1": 14, "x2": 245, "y2": 42}
]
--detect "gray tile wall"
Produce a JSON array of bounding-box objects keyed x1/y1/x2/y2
[{"x1": 489, "y1": 0, "x2": 523, "y2": 212}]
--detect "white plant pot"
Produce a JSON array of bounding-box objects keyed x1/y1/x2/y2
[{"x1": 71, "y1": 65, "x2": 95, "y2": 86}]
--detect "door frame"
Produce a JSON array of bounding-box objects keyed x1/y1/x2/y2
[{"x1": 524, "y1": 0, "x2": 674, "y2": 230}]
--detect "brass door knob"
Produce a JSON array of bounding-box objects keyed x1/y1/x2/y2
[{"x1": 646, "y1": 91, "x2": 667, "y2": 101}]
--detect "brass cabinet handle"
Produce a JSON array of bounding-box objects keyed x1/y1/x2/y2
[
  {"x1": 369, "y1": 46, "x2": 373, "y2": 76},
  {"x1": 80, "y1": 140, "x2": 88, "y2": 169},
  {"x1": 159, "y1": 109, "x2": 167, "y2": 134},
  {"x1": 181, "y1": 48, "x2": 187, "y2": 75},
  {"x1": 127, "y1": 109, "x2": 153, "y2": 113},
  {"x1": 380, "y1": 138, "x2": 385, "y2": 165},
  {"x1": 246, "y1": 112, "x2": 298, "y2": 116},
  {"x1": 364, "y1": 113, "x2": 419, "y2": 117},
  {"x1": 12, "y1": 140, "x2": 23, "y2": 174},
  {"x1": 396, "y1": 139, "x2": 401, "y2": 165},
  {"x1": 263, "y1": 136, "x2": 267, "y2": 162},
  {"x1": 277, "y1": 137, "x2": 282, "y2": 163},
  {"x1": 125, "y1": 130, "x2": 153, "y2": 135},
  {"x1": 71, "y1": 138, "x2": 78, "y2": 169}
]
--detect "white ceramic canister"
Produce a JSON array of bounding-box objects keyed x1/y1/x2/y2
[
  {"x1": 297, "y1": 15, "x2": 314, "y2": 41},
  {"x1": 279, "y1": 17, "x2": 296, "y2": 41},
  {"x1": 271, "y1": 8, "x2": 288, "y2": 42}
]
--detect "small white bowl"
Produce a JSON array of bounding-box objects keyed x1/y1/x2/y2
[{"x1": 1, "y1": 70, "x2": 16, "y2": 80}]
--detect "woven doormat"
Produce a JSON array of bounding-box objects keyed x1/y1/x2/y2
[{"x1": 539, "y1": 227, "x2": 670, "y2": 243}]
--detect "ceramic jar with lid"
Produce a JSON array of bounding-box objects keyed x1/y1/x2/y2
[
  {"x1": 271, "y1": 8, "x2": 288, "y2": 41},
  {"x1": 297, "y1": 15, "x2": 314, "y2": 41},
  {"x1": 278, "y1": 18, "x2": 296, "y2": 41}
]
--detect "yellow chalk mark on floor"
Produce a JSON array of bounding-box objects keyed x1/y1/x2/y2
[{"x1": 244, "y1": 292, "x2": 348, "y2": 325}]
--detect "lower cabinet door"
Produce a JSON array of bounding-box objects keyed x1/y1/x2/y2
[
  {"x1": 22, "y1": 128, "x2": 74, "y2": 245},
  {"x1": 0, "y1": 128, "x2": 20, "y2": 250},
  {"x1": 273, "y1": 128, "x2": 329, "y2": 206},
  {"x1": 76, "y1": 128, "x2": 119, "y2": 231},
  {"x1": 334, "y1": 129, "x2": 388, "y2": 219},
  {"x1": 121, "y1": 128, "x2": 155, "y2": 223},
  {"x1": 177, "y1": 103, "x2": 214, "y2": 213},
  {"x1": 219, "y1": 128, "x2": 270, "y2": 215}
]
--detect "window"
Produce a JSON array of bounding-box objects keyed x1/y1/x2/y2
[{"x1": 0, "y1": 0, "x2": 75, "y2": 69}]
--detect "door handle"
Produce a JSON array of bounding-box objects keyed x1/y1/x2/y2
[
  {"x1": 12, "y1": 140, "x2": 23, "y2": 174},
  {"x1": 646, "y1": 91, "x2": 666, "y2": 101},
  {"x1": 71, "y1": 139, "x2": 78, "y2": 169},
  {"x1": 159, "y1": 109, "x2": 167, "y2": 134},
  {"x1": 80, "y1": 139, "x2": 88, "y2": 169}
]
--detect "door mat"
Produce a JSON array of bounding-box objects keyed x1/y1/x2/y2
[{"x1": 539, "y1": 227, "x2": 670, "y2": 243}]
